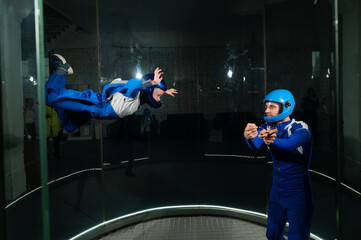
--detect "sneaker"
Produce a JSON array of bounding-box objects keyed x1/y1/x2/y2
[
  {"x1": 52, "y1": 54, "x2": 73, "y2": 75},
  {"x1": 52, "y1": 54, "x2": 66, "y2": 66}
]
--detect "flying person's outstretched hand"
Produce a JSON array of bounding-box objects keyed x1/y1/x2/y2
[
  {"x1": 166, "y1": 88, "x2": 178, "y2": 97},
  {"x1": 151, "y1": 67, "x2": 163, "y2": 85},
  {"x1": 151, "y1": 67, "x2": 178, "y2": 97}
]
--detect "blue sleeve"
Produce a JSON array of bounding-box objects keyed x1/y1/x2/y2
[
  {"x1": 102, "y1": 78, "x2": 153, "y2": 99},
  {"x1": 271, "y1": 129, "x2": 310, "y2": 152},
  {"x1": 125, "y1": 78, "x2": 146, "y2": 96},
  {"x1": 244, "y1": 135, "x2": 264, "y2": 150},
  {"x1": 243, "y1": 123, "x2": 266, "y2": 150},
  {"x1": 124, "y1": 78, "x2": 154, "y2": 98}
]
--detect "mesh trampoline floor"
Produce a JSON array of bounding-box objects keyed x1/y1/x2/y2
[{"x1": 98, "y1": 215, "x2": 268, "y2": 240}]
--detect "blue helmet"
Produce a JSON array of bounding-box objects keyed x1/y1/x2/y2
[
  {"x1": 264, "y1": 89, "x2": 295, "y2": 123},
  {"x1": 142, "y1": 73, "x2": 167, "y2": 109}
]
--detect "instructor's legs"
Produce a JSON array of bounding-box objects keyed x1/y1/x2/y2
[
  {"x1": 266, "y1": 200, "x2": 287, "y2": 240},
  {"x1": 286, "y1": 208, "x2": 313, "y2": 240}
]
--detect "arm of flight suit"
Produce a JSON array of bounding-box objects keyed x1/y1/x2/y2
[
  {"x1": 124, "y1": 78, "x2": 153, "y2": 97},
  {"x1": 244, "y1": 123, "x2": 267, "y2": 150},
  {"x1": 244, "y1": 135, "x2": 265, "y2": 150},
  {"x1": 270, "y1": 129, "x2": 311, "y2": 153},
  {"x1": 103, "y1": 78, "x2": 154, "y2": 99}
]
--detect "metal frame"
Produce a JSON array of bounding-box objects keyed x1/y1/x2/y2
[
  {"x1": 34, "y1": 0, "x2": 51, "y2": 239},
  {"x1": 333, "y1": 0, "x2": 341, "y2": 238}
]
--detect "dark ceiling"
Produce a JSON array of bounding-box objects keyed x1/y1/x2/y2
[
  {"x1": 22, "y1": 0, "x2": 286, "y2": 59},
  {"x1": 43, "y1": 0, "x2": 289, "y2": 32},
  {"x1": 21, "y1": 0, "x2": 331, "y2": 59}
]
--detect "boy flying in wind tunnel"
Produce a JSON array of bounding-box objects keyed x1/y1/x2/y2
[{"x1": 46, "y1": 54, "x2": 177, "y2": 132}]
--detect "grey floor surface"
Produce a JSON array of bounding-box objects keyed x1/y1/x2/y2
[{"x1": 99, "y1": 216, "x2": 268, "y2": 240}]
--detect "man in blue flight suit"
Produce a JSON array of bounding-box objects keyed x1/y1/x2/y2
[
  {"x1": 244, "y1": 89, "x2": 313, "y2": 240},
  {"x1": 46, "y1": 54, "x2": 177, "y2": 132}
]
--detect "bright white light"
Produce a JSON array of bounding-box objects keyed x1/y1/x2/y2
[
  {"x1": 100, "y1": 77, "x2": 108, "y2": 83},
  {"x1": 29, "y1": 76, "x2": 37, "y2": 85},
  {"x1": 243, "y1": 76, "x2": 246, "y2": 82},
  {"x1": 326, "y1": 74, "x2": 329, "y2": 78},
  {"x1": 136, "y1": 72, "x2": 142, "y2": 79},
  {"x1": 217, "y1": 87, "x2": 220, "y2": 89},
  {"x1": 227, "y1": 70, "x2": 233, "y2": 78}
]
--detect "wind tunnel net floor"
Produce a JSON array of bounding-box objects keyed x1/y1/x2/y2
[{"x1": 98, "y1": 215, "x2": 268, "y2": 240}]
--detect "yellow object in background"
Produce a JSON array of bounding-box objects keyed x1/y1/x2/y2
[{"x1": 46, "y1": 106, "x2": 61, "y2": 137}]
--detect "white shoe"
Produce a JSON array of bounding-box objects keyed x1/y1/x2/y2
[{"x1": 52, "y1": 54, "x2": 73, "y2": 75}]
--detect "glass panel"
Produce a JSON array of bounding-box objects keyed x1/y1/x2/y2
[
  {"x1": 266, "y1": 1, "x2": 336, "y2": 238},
  {"x1": 339, "y1": 0, "x2": 361, "y2": 238},
  {"x1": 94, "y1": 0, "x2": 345, "y2": 239},
  {"x1": 1, "y1": 0, "x2": 43, "y2": 239},
  {"x1": 44, "y1": 1, "x2": 101, "y2": 239},
  {"x1": 41, "y1": 1, "x2": 103, "y2": 238},
  {"x1": 98, "y1": 0, "x2": 267, "y2": 228}
]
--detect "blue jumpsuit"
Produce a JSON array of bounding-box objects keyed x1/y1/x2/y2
[
  {"x1": 45, "y1": 74, "x2": 150, "y2": 132},
  {"x1": 245, "y1": 119, "x2": 313, "y2": 240}
]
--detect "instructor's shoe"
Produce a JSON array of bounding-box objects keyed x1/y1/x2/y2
[{"x1": 51, "y1": 54, "x2": 73, "y2": 75}]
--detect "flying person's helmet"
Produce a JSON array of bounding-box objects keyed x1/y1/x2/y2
[
  {"x1": 142, "y1": 73, "x2": 167, "y2": 109},
  {"x1": 264, "y1": 89, "x2": 295, "y2": 123}
]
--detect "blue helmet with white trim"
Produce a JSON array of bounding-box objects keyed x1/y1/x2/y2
[
  {"x1": 142, "y1": 73, "x2": 167, "y2": 109},
  {"x1": 264, "y1": 89, "x2": 295, "y2": 123}
]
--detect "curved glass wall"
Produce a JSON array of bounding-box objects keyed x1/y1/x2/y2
[
  {"x1": 1, "y1": 0, "x2": 43, "y2": 239},
  {"x1": 98, "y1": 0, "x2": 267, "y2": 221},
  {"x1": 1, "y1": 0, "x2": 361, "y2": 239}
]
